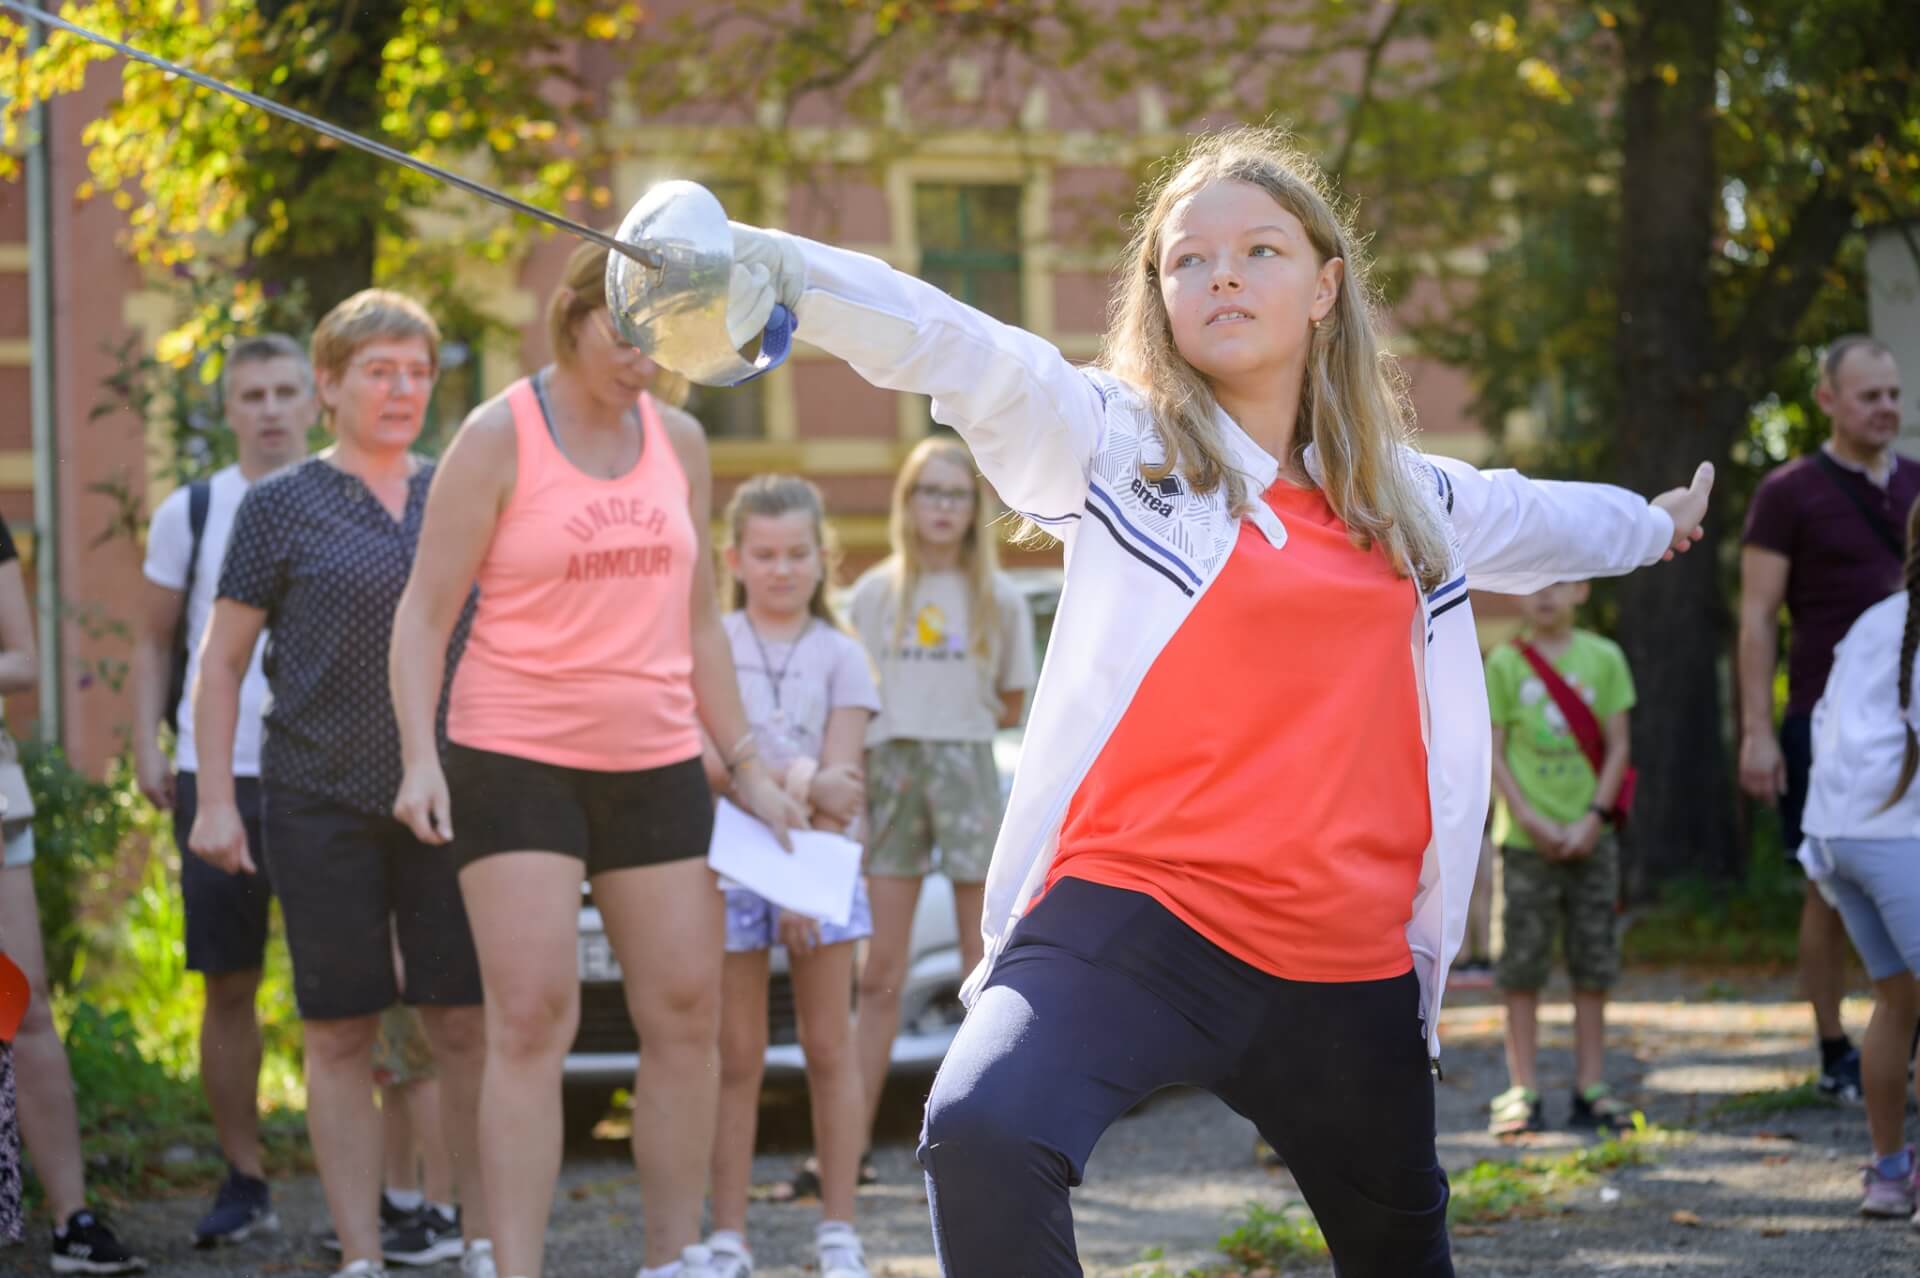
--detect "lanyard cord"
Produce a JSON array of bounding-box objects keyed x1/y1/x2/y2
[{"x1": 744, "y1": 616, "x2": 812, "y2": 713}]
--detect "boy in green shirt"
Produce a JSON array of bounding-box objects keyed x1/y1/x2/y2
[{"x1": 1485, "y1": 580, "x2": 1637, "y2": 1136}]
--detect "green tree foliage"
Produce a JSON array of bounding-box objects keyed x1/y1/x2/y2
[{"x1": 0, "y1": 0, "x2": 640, "y2": 474}]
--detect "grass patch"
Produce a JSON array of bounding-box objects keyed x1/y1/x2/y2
[
  {"x1": 1133, "y1": 1125, "x2": 1670, "y2": 1275},
  {"x1": 1128, "y1": 1202, "x2": 1328, "y2": 1276},
  {"x1": 1451, "y1": 1120, "x2": 1666, "y2": 1226},
  {"x1": 1705, "y1": 1075, "x2": 1840, "y2": 1123}
]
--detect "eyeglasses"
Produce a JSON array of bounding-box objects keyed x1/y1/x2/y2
[
  {"x1": 349, "y1": 358, "x2": 437, "y2": 390},
  {"x1": 912, "y1": 484, "x2": 975, "y2": 509}
]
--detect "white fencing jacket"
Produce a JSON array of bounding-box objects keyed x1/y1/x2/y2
[
  {"x1": 1799, "y1": 594, "x2": 1920, "y2": 863},
  {"x1": 787, "y1": 235, "x2": 1677, "y2": 1057}
]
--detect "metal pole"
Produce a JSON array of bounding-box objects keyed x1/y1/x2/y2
[{"x1": 25, "y1": 12, "x2": 61, "y2": 744}]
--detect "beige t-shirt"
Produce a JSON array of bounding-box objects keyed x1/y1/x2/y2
[{"x1": 848, "y1": 564, "x2": 1036, "y2": 745}]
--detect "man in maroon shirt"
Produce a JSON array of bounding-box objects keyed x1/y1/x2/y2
[{"x1": 1739, "y1": 334, "x2": 1913, "y2": 1100}]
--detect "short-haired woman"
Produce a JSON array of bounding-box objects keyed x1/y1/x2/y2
[{"x1": 193, "y1": 290, "x2": 491, "y2": 1278}]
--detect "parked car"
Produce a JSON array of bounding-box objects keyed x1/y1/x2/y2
[{"x1": 562, "y1": 568, "x2": 1060, "y2": 1107}]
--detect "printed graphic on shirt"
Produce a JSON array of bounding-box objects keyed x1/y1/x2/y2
[
  {"x1": 906, "y1": 603, "x2": 967, "y2": 660},
  {"x1": 561, "y1": 497, "x2": 676, "y2": 582}
]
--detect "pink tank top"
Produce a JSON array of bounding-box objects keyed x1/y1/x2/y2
[{"x1": 448, "y1": 376, "x2": 702, "y2": 771}]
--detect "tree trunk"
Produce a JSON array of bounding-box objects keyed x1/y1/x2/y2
[{"x1": 1610, "y1": 0, "x2": 1739, "y2": 886}]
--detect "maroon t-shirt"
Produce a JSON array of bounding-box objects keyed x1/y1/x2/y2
[{"x1": 1742, "y1": 450, "x2": 1920, "y2": 715}]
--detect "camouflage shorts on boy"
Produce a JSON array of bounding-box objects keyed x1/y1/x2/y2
[
  {"x1": 372, "y1": 1002, "x2": 436, "y2": 1088},
  {"x1": 864, "y1": 739, "x2": 1002, "y2": 883},
  {"x1": 1493, "y1": 833, "x2": 1621, "y2": 992}
]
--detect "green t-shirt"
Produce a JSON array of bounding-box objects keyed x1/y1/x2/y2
[{"x1": 1485, "y1": 629, "x2": 1636, "y2": 849}]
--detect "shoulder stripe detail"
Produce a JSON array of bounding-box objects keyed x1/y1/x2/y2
[
  {"x1": 1086, "y1": 480, "x2": 1202, "y2": 586},
  {"x1": 1430, "y1": 593, "x2": 1470, "y2": 622},
  {"x1": 1426, "y1": 572, "x2": 1467, "y2": 601},
  {"x1": 1085, "y1": 504, "x2": 1195, "y2": 597}
]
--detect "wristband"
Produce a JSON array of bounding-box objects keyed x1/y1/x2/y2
[{"x1": 1588, "y1": 803, "x2": 1615, "y2": 825}]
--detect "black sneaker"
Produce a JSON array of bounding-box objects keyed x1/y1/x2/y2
[
  {"x1": 51, "y1": 1210, "x2": 148, "y2": 1275},
  {"x1": 383, "y1": 1204, "x2": 464, "y2": 1267},
  {"x1": 1819, "y1": 1046, "x2": 1865, "y2": 1103},
  {"x1": 325, "y1": 1193, "x2": 429, "y2": 1253},
  {"x1": 193, "y1": 1166, "x2": 278, "y2": 1248}
]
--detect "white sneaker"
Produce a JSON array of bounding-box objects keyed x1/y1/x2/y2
[
  {"x1": 333, "y1": 1261, "x2": 388, "y2": 1278},
  {"x1": 460, "y1": 1239, "x2": 496, "y2": 1278},
  {"x1": 702, "y1": 1233, "x2": 752, "y2": 1278},
  {"x1": 639, "y1": 1244, "x2": 725, "y2": 1278},
  {"x1": 815, "y1": 1224, "x2": 868, "y2": 1278}
]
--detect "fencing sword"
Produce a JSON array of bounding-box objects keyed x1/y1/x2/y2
[
  {"x1": 0, "y1": 0, "x2": 800, "y2": 385},
  {"x1": 0, "y1": 0, "x2": 662, "y2": 271}
]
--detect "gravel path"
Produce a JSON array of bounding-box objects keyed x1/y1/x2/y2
[{"x1": 13, "y1": 969, "x2": 1918, "y2": 1276}]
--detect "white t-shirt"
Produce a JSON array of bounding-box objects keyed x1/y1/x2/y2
[
  {"x1": 142, "y1": 466, "x2": 271, "y2": 776},
  {"x1": 848, "y1": 565, "x2": 1035, "y2": 745}
]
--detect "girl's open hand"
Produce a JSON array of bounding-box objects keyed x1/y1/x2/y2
[{"x1": 1650, "y1": 462, "x2": 1714, "y2": 560}]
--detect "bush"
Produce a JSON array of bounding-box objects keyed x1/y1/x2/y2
[
  {"x1": 14, "y1": 746, "x2": 307, "y2": 1198},
  {"x1": 23, "y1": 744, "x2": 144, "y2": 991}
]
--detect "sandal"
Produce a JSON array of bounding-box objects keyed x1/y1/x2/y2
[
  {"x1": 1488, "y1": 1085, "x2": 1544, "y2": 1136},
  {"x1": 766, "y1": 1153, "x2": 879, "y2": 1202},
  {"x1": 1569, "y1": 1082, "x2": 1632, "y2": 1132}
]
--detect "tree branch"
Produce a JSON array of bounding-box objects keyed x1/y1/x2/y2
[{"x1": 1332, "y1": 0, "x2": 1407, "y2": 177}]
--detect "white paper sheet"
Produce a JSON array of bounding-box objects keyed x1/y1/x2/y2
[{"x1": 707, "y1": 799, "x2": 864, "y2": 928}]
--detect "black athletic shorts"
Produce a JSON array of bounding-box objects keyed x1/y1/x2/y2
[
  {"x1": 261, "y1": 783, "x2": 483, "y2": 1021},
  {"x1": 175, "y1": 772, "x2": 272, "y2": 975},
  {"x1": 445, "y1": 743, "x2": 714, "y2": 878}
]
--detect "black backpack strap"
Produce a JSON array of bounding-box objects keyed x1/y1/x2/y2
[
  {"x1": 1812, "y1": 450, "x2": 1904, "y2": 561},
  {"x1": 164, "y1": 479, "x2": 215, "y2": 735},
  {"x1": 181, "y1": 478, "x2": 213, "y2": 614}
]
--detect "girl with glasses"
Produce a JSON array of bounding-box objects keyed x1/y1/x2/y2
[{"x1": 845, "y1": 436, "x2": 1035, "y2": 1174}]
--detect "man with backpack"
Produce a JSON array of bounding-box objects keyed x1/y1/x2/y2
[
  {"x1": 1739, "y1": 334, "x2": 1916, "y2": 1100},
  {"x1": 133, "y1": 333, "x2": 312, "y2": 1247}
]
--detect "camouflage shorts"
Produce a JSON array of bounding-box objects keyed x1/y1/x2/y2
[
  {"x1": 864, "y1": 739, "x2": 1002, "y2": 883},
  {"x1": 1493, "y1": 834, "x2": 1621, "y2": 992},
  {"x1": 372, "y1": 1003, "x2": 436, "y2": 1088}
]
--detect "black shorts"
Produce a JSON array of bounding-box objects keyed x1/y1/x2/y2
[
  {"x1": 261, "y1": 784, "x2": 483, "y2": 1021},
  {"x1": 175, "y1": 772, "x2": 272, "y2": 975},
  {"x1": 445, "y1": 744, "x2": 714, "y2": 878},
  {"x1": 1781, "y1": 712, "x2": 1814, "y2": 864}
]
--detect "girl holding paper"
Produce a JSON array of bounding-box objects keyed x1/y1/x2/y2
[
  {"x1": 699, "y1": 474, "x2": 879, "y2": 1278},
  {"x1": 388, "y1": 240, "x2": 805, "y2": 1278}
]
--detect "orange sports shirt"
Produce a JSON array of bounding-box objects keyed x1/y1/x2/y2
[{"x1": 1045, "y1": 478, "x2": 1432, "y2": 982}]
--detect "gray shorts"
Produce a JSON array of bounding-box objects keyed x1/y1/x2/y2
[
  {"x1": 1812, "y1": 838, "x2": 1920, "y2": 981},
  {"x1": 0, "y1": 821, "x2": 32, "y2": 869}
]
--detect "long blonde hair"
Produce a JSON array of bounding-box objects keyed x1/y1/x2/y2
[
  {"x1": 720, "y1": 473, "x2": 846, "y2": 630},
  {"x1": 886, "y1": 436, "x2": 1002, "y2": 662},
  {"x1": 1101, "y1": 126, "x2": 1452, "y2": 591}
]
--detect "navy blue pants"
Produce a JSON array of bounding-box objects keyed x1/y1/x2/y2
[{"x1": 918, "y1": 879, "x2": 1452, "y2": 1277}]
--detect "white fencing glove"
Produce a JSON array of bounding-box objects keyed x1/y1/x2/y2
[{"x1": 725, "y1": 222, "x2": 805, "y2": 350}]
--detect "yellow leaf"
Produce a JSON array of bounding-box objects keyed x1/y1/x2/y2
[{"x1": 1658, "y1": 62, "x2": 1679, "y2": 86}]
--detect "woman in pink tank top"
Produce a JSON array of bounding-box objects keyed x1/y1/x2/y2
[{"x1": 389, "y1": 242, "x2": 805, "y2": 1278}]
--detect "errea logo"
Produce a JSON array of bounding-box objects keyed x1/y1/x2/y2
[{"x1": 1130, "y1": 472, "x2": 1182, "y2": 516}]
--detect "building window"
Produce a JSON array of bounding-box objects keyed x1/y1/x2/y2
[
  {"x1": 681, "y1": 179, "x2": 768, "y2": 440},
  {"x1": 913, "y1": 183, "x2": 1024, "y2": 433},
  {"x1": 914, "y1": 183, "x2": 1023, "y2": 324}
]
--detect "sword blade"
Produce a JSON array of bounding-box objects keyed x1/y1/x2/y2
[{"x1": 0, "y1": 0, "x2": 661, "y2": 270}]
